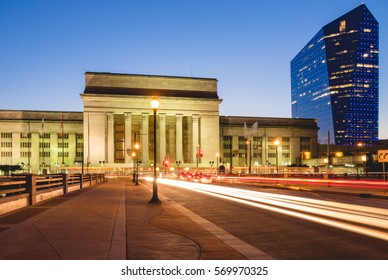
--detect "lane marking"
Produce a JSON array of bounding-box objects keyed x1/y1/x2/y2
[{"x1": 152, "y1": 190, "x2": 273, "y2": 260}]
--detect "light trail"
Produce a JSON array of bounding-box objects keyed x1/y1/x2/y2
[
  {"x1": 154, "y1": 178, "x2": 388, "y2": 242},
  {"x1": 224, "y1": 175, "x2": 388, "y2": 190}
]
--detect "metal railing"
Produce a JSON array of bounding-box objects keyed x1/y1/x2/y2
[{"x1": 0, "y1": 173, "x2": 106, "y2": 215}]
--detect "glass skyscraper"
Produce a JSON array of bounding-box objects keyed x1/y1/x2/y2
[{"x1": 291, "y1": 4, "x2": 378, "y2": 145}]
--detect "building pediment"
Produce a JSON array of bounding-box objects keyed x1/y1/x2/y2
[{"x1": 84, "y1": 72, "x2": 219, "y2": 99}]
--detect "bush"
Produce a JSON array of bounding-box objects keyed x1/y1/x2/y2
[{"x1": 0, "y1": 165, "x2": 22, "y2": 176}]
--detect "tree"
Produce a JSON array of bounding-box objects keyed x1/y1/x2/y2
[{"x1": 0, "y1": 165, "x2": 22, "y2": 176}]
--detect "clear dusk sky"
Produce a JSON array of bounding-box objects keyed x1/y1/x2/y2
[{"x1": 1, "y1": 0, "x2": 387, "y2": 139}]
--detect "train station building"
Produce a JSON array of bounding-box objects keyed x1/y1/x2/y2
[{"x1": 0, "y1": 72, "x2": 318, "y2": 174}]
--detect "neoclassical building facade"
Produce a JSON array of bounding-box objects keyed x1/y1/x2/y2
[
  {"x1": 0, "y1": 72, "x2": 318, "y2": 174},
  {"x1": 81, "y1": 72, "x2": 221, "y2": 168}
]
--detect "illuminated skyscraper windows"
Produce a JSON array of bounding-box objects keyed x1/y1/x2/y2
[{"x1": 291, "y1": 4, "x2": 378, "y2": 145}]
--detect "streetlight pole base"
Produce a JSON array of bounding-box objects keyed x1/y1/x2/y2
[
  {"x1": 149, "y1": 178, "x2": 161, "y2": 204},
  {"x1": 149, "y1": 196, "x2": 161, "y2": 204}
]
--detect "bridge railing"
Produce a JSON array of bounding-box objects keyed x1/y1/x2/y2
[{"x1": 0, "y1": 173, "x2": 106, "y2": 215}]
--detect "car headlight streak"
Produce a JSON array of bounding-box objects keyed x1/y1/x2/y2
[{"x1": 157, "y1": 178, "x2": 388, "y2": 242}]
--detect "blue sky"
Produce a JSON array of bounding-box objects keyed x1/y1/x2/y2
[{"x1": 1, "y1": 0, "x2": 387, "y2": 138}]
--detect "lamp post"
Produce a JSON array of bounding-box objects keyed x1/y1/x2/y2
[
  {"x1": 149, "y1": 97, "x2": 160, "y2": 204},
  {"x1": 209, "y1": 161, "x2": 214, "y2": 173},
  {"x1": 274, "y1": 139, "x2": 280, "y2": 174},
  {"x1": 135, "y1": 143, "x2": 140, "y2": 185},
  {"x1": 131, "y1": 151, "x2": 136, "y2": 182},
  {"x1": 216, "y1": 153, "x2": 219, "y2": 175},
  {"x1": 196, "y1": 145, "x2": 200, "y2": 170},
  {"x1": 246, "y1": 141, "x2": 251, "y2": 174},
  {"x1": 357, "y1": 142, "x2": 367, "y2": 177}
]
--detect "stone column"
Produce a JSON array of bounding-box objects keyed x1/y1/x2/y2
[
  {"x1": 106, "y1": 112, "x2": 114, "y2": 164},
  {"x1": 141, "y1": 113, "x2": 149, "y2": 165},
  {"x1": 124, "y1": 112, "x2": 132, "y2": 164},
  {"x1": 175, "y1": 114, "x2": 183, "y2": 163},
  {"x1": 159, "y1": 113, "x2": 166, "y2": 162},
  {"x1": 192, "y1": 114, "x2": 200, "y2": 164},
  {"x1": 262, "y1": 136, "x2": 267, "y2": 166},
  {"x1": 83, "y1": 112, "x2": 89, "y2": 167}
]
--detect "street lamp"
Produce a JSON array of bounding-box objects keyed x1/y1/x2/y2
[
  {"x1": 246, "y1": 141, "x2": 251, "y2": 174},
  {"x1": 357, "y1": 142, "x2": 367, "y2": 177},
  {"x1": 150, "y1": 97, "x2": 160, "y2": 204},
  {"x1": 196, "y1": 145, "x2": 200, "y2": 170},
  {"x1": 274, "y1": 139, "x2": 280, "y2": 174},
  {"x1": 209, "y1": 161, "x2": 214, "y2": 173},
  {"x1": 134, "y1": 143, "x2": 140, "y2": 185},
  {"x1": 131, "y1": 151, "x2": 136, "y2": 182},
  {"x1": 216, "y1": 153, "x2": 219, "y2": 175}
]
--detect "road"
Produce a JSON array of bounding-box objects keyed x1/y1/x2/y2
[{"x1": 154, "y1": 178, "x2": 388, "y2": 259}]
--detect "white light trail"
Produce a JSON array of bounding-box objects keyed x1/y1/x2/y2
[{"x1": 157, "y1": 178, "x2": 388, "y2": 242}]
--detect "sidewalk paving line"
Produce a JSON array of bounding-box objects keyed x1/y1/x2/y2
[
  {"x1": 153, "y1": 188, "x2": 273, "y2": 260},
  {"x1": 108, "y1": 182, "x2": 127, "y2": 260}
]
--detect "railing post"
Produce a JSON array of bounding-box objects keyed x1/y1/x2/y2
[
  {"x1": 79, "y1": 173, "x2": 83, "y2": 189},
  {"x1": 89, "y1": 174, "x2": 92, "y2": 187},
  {"x1": 62, "y1": 174, "x2": 69, "y2": 194},
  {"x1": 26, "y1": 174, "x2": 37, "y2": 205}
]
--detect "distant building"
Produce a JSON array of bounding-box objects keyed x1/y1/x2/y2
[
  {"x1": 220, "y1": 116, "x2": 318, "y2": 171},
  {"x1": 0, "y1": 110, "x2": 83, "y2": 174},
  {"x1": 291, "y1": 4, "x2": 379, "y2": 146},
  {"x1": 0, "y1": 72, "x2": 318, "y2": 174}
]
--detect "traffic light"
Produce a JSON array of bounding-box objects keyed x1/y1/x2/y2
[{"x1": 199, "y1": 150, "x2": 204, "y2": 157}]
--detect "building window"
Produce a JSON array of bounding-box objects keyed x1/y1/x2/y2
[
  {"x1": 39, "y1": 142, "x2": 50, "y2": 148},
  {"x1": 39, "y1": 133, "x2": 50, "y2": 139},
  {"x1": 339, "y1": 20, "x2": 346, "y2": 32},
  {"x1": 1, "y1": 133, "x2": 12, "y2": 139},
  {"x1": 58, "y1": 152, "x2": 69, "y2": 158},
  {"x1": 20, "y1": 142, "x2": 31, "y2": 148},
  {"x1": 1, "y1": 151, "x2": 12, "y2": 157},
  {"x1": 300, "y1": 137, "x2": 311, "y2": 151},
  {"x1": 223, "y1": 153, "x2": 231, "y2": 158},
  {"x1": 268, "y1": 144, "x2": 276, "y2": 150},
  {"x1": 39, "y1": 152, "x2": 50, "y2": 157},
  {"x1": 20, "y1": 151, "x2": 31, "y2": 158},
  {"x1": 75, "y1": 133, "x2": 83, "y2": 160},
  {"x1": 58, "y1": 134, "x2": 69, "y2": 139},
  {"x1": 58, "y1": 142, "x2": 69, "y2": 149},
  {"x1": 115, "y1": 123, "x2": 125, "y2": 163},
  {"x1": 1, "y1": 142, "x2": 12, "y2": 148}
]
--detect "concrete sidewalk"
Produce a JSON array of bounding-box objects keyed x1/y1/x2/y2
[{"x1": 0, "y1": 178, "x2": 268, "y2": 260}]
